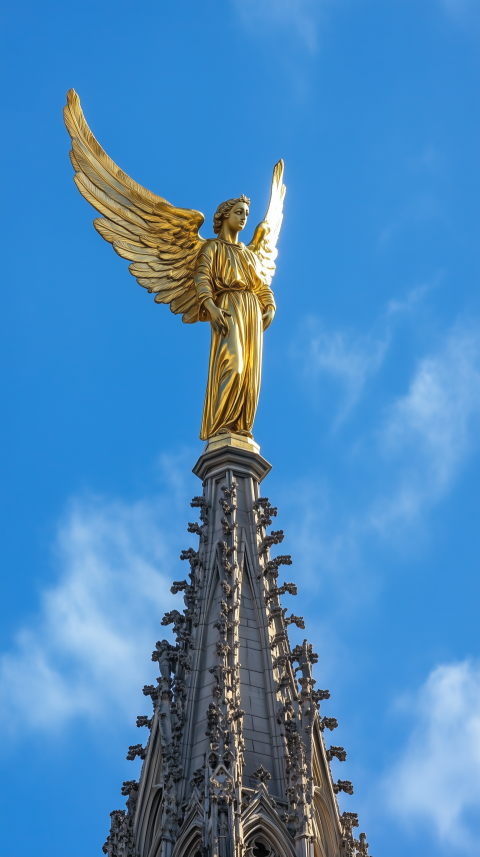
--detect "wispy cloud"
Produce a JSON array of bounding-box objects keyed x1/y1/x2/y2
[
  {"x1": 383, "y1": 660, "x2": 480, "y2": 852},
  {"x1": 283, "y1": 319, "x2": 479, "y2": 603},
  {"x1": 386, "y1": 280, "x2": 438, "y2": 316},
  {"x1": 296, "y1": 282, "x2": 437, "y2": 426},
  {"x1": 0, "y1": 493, "x2": 185, "y2": 733},
  {"x1": 300, "y1": 320, "x2": 389, "y2": 425},
  {"x1": 233, "y1": 0, "x2": 321, "y2": 52},
  {"x1": 371, "y1": 322, "x2": 480, "y2": 531}
]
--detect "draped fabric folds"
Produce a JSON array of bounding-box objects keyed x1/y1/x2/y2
[{"x1": 195, "y1": 239, "x2": 275, "y2": 440}]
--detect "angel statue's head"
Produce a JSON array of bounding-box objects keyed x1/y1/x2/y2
[{"x1": 213, "y1": 194, "x2": 251, "y2": 237}]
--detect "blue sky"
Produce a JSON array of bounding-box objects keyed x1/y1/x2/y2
[{"x1": 0, "y1": 1, "x2": 479, "y2": 855}]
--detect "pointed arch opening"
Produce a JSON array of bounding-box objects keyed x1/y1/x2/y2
[
  {"x1": 246, "y1": 834, "x2": 279, "y2": 857},
  {"x1": 313, "y1": 789, "x2": 340, "y2": 857},
  {"x1": 174, "y1": 828, "x2": 202, "y2": 857},
  {"x1": 142, "y1": 787, "x2": 162, "y2": 856},
  {"x1": 244, "y1": 814, "x2": 295, "y2": 857}
]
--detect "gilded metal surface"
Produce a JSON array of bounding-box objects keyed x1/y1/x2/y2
[{"x1": 63, "y1": 89, "x2": 285, "y2": 439}]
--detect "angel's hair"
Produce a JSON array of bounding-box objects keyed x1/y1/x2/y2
[{"x1": 213, "y1": 194, "x2": 251, "y2": 235}]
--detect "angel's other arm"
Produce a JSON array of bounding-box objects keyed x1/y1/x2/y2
[
  {"x1": 248, "y1": 221, "x2": 269, "y2": 254},
  {"x1": 195, "y1": 243, "x2": 215, "y2": 306},
  {"x1": 262, "y1": 304, "x2": 275, "y2": 331},
  {"x1": 256, "y1": 281, "x2": 276, "y2": 332},
  {"x1": 195, "y1": 243, "x2": 230, "y2": 336}
]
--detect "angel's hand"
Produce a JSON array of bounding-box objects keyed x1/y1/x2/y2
[
  {"x1": 250, "y1": 221, "x2": 270, "y2": 251},
  {"x1": 205, "y1": 298, "x2": 231, "y2": 336},
  {"x1": 262, "y1": 305, "x2": 276, "y2": 331}
]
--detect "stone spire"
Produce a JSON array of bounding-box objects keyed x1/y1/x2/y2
[{"x1": 102, "y1": 435, "x2": 372, "y2": 857}]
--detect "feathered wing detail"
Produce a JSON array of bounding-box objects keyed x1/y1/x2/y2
[
  {"x1": 248, "y1": 159, "x2": 286, "y2": 285},
  {"x1": 63, "y1": 89, "x2": 205, "y2": 323}
]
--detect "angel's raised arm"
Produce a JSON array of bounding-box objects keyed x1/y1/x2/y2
[
  {"x1": 63, "y1": 89, "x2": 206, "y2": 324},
  {"x1": 248, "y1": 159, "x2": 286, "y2": 286}
]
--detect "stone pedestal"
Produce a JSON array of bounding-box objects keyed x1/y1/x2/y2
[{"x1": 103, "y1": 435, "x2": 370, "y2": 857}]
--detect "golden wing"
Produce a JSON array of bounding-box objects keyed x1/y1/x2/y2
[
  {"x1": 248, "y1": 159, "x2": 286, "y2": 285},
  {"x1": 63, "y1": 89, "x2": 205, "y2": 324}
]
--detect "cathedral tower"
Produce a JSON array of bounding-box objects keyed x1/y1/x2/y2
[{"x1": 102, "y1": 435, "x2": 371, "y2": 857}]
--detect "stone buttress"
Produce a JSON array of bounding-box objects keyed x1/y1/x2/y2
[{"x1": 102, "y1": 436, "x2": 372, "y2": 857}]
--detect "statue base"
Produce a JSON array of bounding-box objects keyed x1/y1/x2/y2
[
  {"x1": 194, "y1": 432, "x2": 271, "y2": 484},
  {"x1": 202, "y1": 431, "x2": 261, "y2": 456}
]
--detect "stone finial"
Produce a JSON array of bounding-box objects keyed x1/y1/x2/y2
[
  {"x1": 358, "y1": 832, "x2": 370, "y2": 855},
  {"x1": 126, "y1": 744, "x2": 146, "y2": 761},
  {"x1": 219, "y1": 497, "x2": 233, "y2": 515},
  {"x1": 161, "y1": 610, "x2": 185, "y2": 629},
  {"x1": 221, "y1": 516, "x2": 237, "y2": 535},
  {"x1": 190, "y1": 767, "x2": 205, "y2": 789},
  {"x1": 341, "y1": 811, "x2": 359, "y2": 828},
  {"x1": 333, "y1": 779, "x2": 354, "y2": 795},
  {"x1": 220, "y1": 480, "x2": 237, "y2": 500},
  {"x1": 312, "y1": 688, "x2": 330, "y2": 702},
  {"x1": 327, "y1": 745, "x2": 347, "y2": 762},
  {"x1": 320, "y1": 716, "x2": 338, "y2": 732},
  {"x1": 121, "y1": 780, "x2": 138, "y2": 796},
  {"x1": 260, "y1": 554, "x2": 293, "y2": 579},
  {"x1": 253, "y1": 495, "x2": 278, "y2": 529},
  {"x1": 190, "y1": 495, "x2": 207, "y2": 510},
  {"x1": 252, "y1": 765, "x2": 272, "y2": 783},
  {"x1": 264, "y1": 582, "x2": 297, "y2": 603},
  {"x1": 284, "y1": 614, "x2": 305, "y2": 629},
  {"x1": 180, "y1": 547, "x2": 199, "y2": 566},
  {"x1": 258, "y1": 529, "x2": 284, "y2": 554}
]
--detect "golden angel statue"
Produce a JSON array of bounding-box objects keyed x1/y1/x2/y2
[{"x1": 64, "y1": 89, "x2": 286, "y2": 440}]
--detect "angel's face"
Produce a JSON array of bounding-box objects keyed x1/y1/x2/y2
[{"x1": 226, "y1": 200, "x2": 249, "y2": 233}]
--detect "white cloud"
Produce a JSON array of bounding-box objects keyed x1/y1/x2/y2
[
  {"x1": 383, "y1": 660, "x2": 480, "y2": 851},
  {"x1": 386, "y1": 280, "x2": 437, "y2": 316},
  {"x1": 233, "y1": 0, "x2": 320, "y2": 52},
  {"x1": 282, "y1": 320, "x2": 479, "y2": 606},
  {"x1": 305, "y1": 322, "x2": 389, "y2": 424},
  {"x1": 371, "y1": 323, "x2": 480, "y2": 530},
  {"x1": 0, "y1": 493, "x2": 186, "y2": 732}
]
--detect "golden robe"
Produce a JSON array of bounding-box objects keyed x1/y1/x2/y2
[{"x1": 195, "y1": 239, "x2": 275, "y2": 440}]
